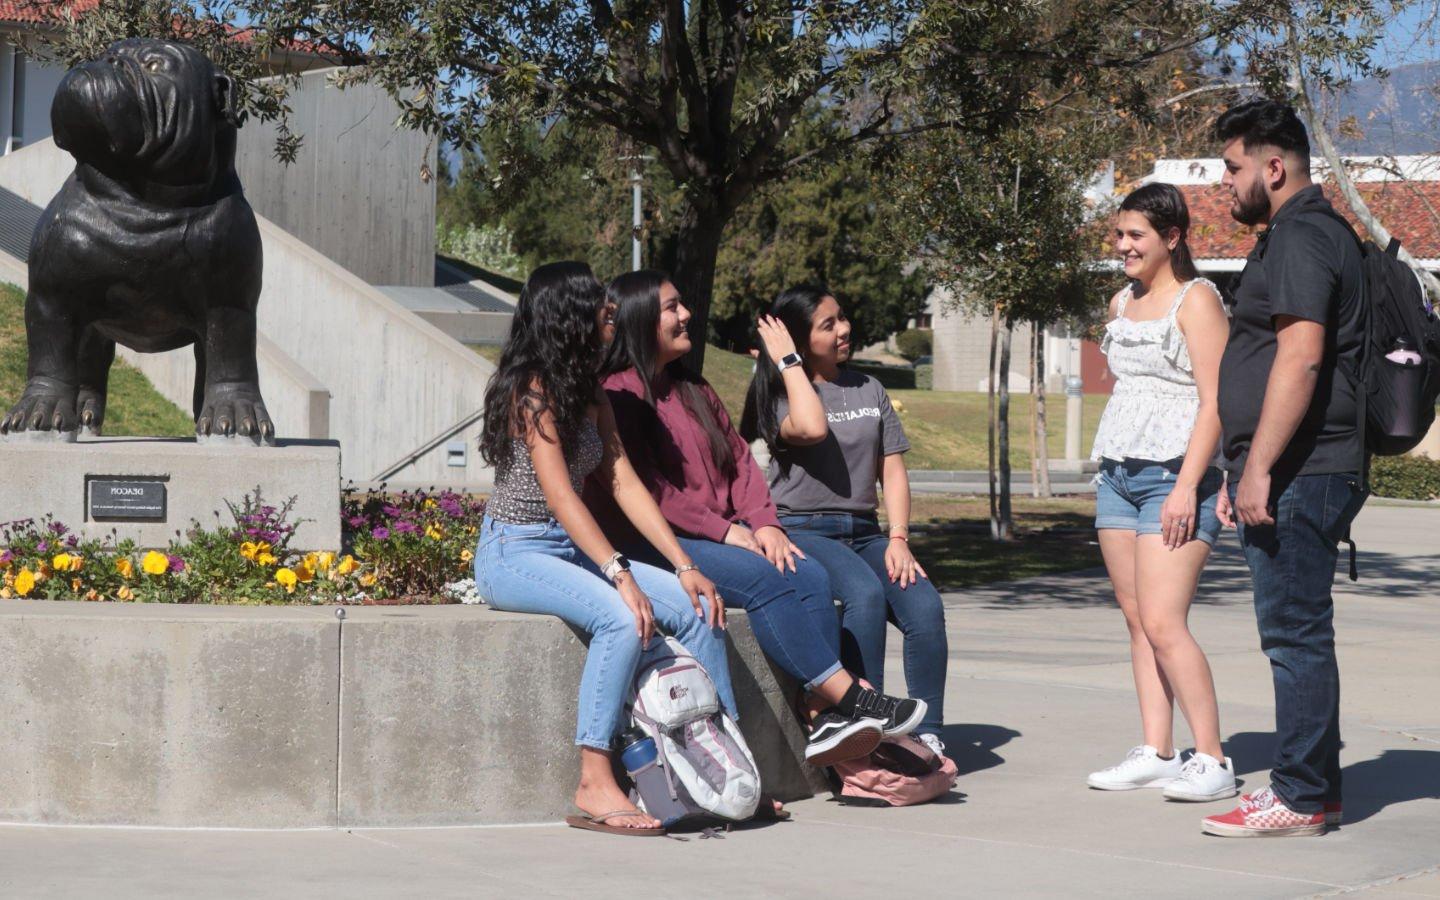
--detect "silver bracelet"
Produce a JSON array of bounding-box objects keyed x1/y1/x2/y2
[{"x1": 675, "y1": 563, "x2": 699, "y2": 576}]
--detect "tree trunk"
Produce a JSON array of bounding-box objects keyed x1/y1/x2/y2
[
  {"x1": 1029, "y1": 326, "x2": 1039, "y2": 498},
  {"x1": 1034, "y1": 322, "x2": 1052, "y2": 499},
  {"x1": 987, "y1": 306, "x2": 1000, "y2": 539},
  {"x1": 667, "y1": 203, "x2": 729, "y2": 376},
  {"x1": 997, "y1": 319, "x2": 1014, "y2": 541}
]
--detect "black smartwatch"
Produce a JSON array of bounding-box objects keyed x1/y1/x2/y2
[{"x1": 777, "y1": 352, "x2": 803, "y2": 372}]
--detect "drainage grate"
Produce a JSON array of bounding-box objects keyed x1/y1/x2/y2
[{"x1": 0, "y1": 185, "x2": 43, "y2": 263}]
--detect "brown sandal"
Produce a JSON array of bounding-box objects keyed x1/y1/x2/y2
[{"x1": 564, "y1": 808, "x2": 667, "y2": 837}]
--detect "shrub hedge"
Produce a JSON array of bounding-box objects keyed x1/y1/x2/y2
[
  {"x1": 1369, "y1": 454, "x2": 1440, "y2": 501},
  {"x1": 895, "y1": 328, "x2": 933, "y2": 362}
]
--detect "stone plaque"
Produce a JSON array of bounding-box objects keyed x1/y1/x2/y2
[{"x1": 88, "y1": 478, "x2": 167, "y2": 521}]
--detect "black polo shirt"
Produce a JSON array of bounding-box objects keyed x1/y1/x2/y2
[{"x1": 1217, "y1": 185, "x2": 1366, "y2": 480}]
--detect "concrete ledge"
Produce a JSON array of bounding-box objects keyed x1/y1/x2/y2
[
  {"x1": 0, "y1": 436, "x2": 342, "y2": 550},
  {"x1": 0, "y1": 601, "x2": 825, "y2": 828}
]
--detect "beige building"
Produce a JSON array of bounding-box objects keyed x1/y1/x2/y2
[{"x1": 925, "y1": 284, "x2": 1081, "y2": 393}]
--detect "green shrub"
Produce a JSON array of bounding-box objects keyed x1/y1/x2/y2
[
  {"x1": 915, "y1": 363, "x2": 934, "y2": 391},
  {"x1": 895, "y1": 328, "x2": 933, "y2": 362},
  {"x1": 1369, "y1": 454, "x2": 1440, "y2": 501}
]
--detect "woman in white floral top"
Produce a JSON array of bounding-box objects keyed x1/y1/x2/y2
[{"x1": 1085, "y1": 182, "x2": 1239, "y2": 804}]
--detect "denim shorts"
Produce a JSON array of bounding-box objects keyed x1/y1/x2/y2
[{"x1": 1094, "y1": 458, "x2": 1224, "y2": 546}]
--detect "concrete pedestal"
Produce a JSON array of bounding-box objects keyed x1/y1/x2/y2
[{"x1": 0, "y1": 436, "x2": 341, "y2": 550}]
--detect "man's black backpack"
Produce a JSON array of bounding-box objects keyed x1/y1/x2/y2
[{"x1": 1319, "y1": 208, "x2": 1440, "y2": 458}]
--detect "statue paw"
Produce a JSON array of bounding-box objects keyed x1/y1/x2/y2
[
  {"x1": 1, "y1": 380, "x2": 79, "y2": 437},
  {"x1": 196, "y1": 383, "x2": 275, "y2": 445},
  {"x1": 77, "y1": 388, "x2": 107, "y2": 436}
]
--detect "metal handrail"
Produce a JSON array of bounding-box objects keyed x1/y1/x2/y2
[{"x1": 370, "y1": 407, "x2": 486, "y2": 482}]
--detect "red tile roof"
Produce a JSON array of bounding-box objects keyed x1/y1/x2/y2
[
  {"x1": 1182, "y1": 181, "x2": 1440, "y2": 260},
  {"x1": 0, "y1": 0, "x2": 98, "y2": 24}
]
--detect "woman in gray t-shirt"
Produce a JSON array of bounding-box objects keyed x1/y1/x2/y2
[{"x1": 741, "y1": 286, "x2": 949, "y2": 753}]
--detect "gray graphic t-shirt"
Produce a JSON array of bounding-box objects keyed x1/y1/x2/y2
[{"x1": 768, "y1": 369, "x2": 910, "y2": 515}]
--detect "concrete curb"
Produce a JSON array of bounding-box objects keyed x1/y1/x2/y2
[{"x1": 0, "y1": 601, "x2": 825, "y2": 828}]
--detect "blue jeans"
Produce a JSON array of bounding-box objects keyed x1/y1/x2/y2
[
  {"x1": 1095, "y1": 458, "x2": 1224, "y2": 546},
  {"x1": 627, "y1": 535, "x2": 844, "y2": 692},
  {"x1": 474, "y1": 516, "x2": 736, "y2": 751},
  {"x1": 781, "y1": 513, "x2": 948, "y2": 736},
  {"x1": 1233, "y1": 472, "x2": 1366, "y2": 813}
]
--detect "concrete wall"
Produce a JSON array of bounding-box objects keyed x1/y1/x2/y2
[
  {"x1": 236, "y1": 68, "x2": 437, "y2": 288},
  {"x1": 0, "y1": 602, "x2": 825, "y2": 828},
  {"x1": 0, "y1": 139, "x2": 495, "y2": 487}
]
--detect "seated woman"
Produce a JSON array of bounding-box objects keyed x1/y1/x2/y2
[
  {"x1": 592, "y1": 269, "x2": 925, "y2": 767},
  {"x1": 739, "y1": 286, "x2": 949, "y2": 757},
  {"x1": 473, "y1": 261, "x2": 733, "y2": 838}
]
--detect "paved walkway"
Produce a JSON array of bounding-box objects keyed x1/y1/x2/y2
[{"x1": 2, "y1": 504, "x2": 1437, "y2": 898}]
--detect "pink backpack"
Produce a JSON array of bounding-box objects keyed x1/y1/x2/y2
[{"x1": 829, "y1": 734, "x2": 958, "y2": 806}]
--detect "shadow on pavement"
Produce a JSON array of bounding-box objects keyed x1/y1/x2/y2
[
  {"x1": 955, "y1": 542, "x2": 1440, "y2": 610},
  {"x1": 1341, "y1": 749, "x2": 1440, "y2": 824},
  {"x1": 940, "y1": 723, "x2": 1021, "y2": 776}
]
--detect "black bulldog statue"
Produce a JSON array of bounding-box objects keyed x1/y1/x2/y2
[{"x1": 1, "y1": 38, "x2": 273, "y2": 444}]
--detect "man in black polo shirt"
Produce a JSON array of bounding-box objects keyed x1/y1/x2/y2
[{"x1": 1202, "y1": 100, "x2": 1368, "y2": 838}]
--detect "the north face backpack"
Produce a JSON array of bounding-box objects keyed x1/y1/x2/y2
[
  {"x1": 625, "y1": 637, "x2": 761, "y2": 828},
  {"x1": 828, "y1": 733, "x2": 958, "y2": 807}
]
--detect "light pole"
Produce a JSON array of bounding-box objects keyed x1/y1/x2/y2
[{"x1": 620, "y1": 154, "x2": 654, "y2": 271}]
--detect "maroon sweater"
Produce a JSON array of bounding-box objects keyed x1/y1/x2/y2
[{"x1": 597, "y1": 367, "x2": 782, "y2": 542}]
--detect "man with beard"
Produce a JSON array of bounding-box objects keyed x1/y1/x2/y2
[{"x1": 1203, "y1": 100, "x2": 1367, "y2": 837}]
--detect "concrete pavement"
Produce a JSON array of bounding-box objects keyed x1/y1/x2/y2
[{"x1": 2, "y1": 502, "x2": 1437, "y2": 898}]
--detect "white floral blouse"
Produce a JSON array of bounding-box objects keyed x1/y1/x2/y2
[{"x1": 1091, "y1": 278, "x2": 1220, "y2": 464}]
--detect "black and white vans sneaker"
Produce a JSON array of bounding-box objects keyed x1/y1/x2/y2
[
  {"x1": 853, "y1": 687, "x2": 927, "y2": 737},
  {"x1": 804, "y1": 711, "x2": 883, "y2": 767}
]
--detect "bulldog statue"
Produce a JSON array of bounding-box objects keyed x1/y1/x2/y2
[{"x1": 1, "y1": 38, "x2": 273, "y2": 444}]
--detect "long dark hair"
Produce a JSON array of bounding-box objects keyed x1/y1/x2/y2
[
  {"x1": 600, "y1": 269, "x2": 736, "y2": 477},
  {"x1": 1118, "y1": 182, "x2": 1199, "y2": 282},
  {"x1": 739, "y1": 284, "x2": 832, "y2": 447},
  {"x1": 479, "y1": 261, "x2": 606, "y2": 473}
]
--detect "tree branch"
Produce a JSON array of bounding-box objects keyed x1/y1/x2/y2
[{"x1": 1163, "y1": 80, "x2": 1260, "y2": 106}]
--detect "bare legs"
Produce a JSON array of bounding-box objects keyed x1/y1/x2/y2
[{"x1": 1099, "y1": 530, "x2": 1224, "y2": 761}]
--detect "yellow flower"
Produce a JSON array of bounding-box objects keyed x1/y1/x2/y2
[
  {"x1": 335, "y1": 555, "x2": 358, "y2": 576},
  {"x1": 315, "y1": 551, "x2": 336, "y2": 572},
  {"x1": 36, "y1": 562, "x2": 51, "y2": 580},
  {"x1": 275, "y1": 568, "x2": 298, "y2": 593},
  {"x1": 359, "y1": 571, "x2": 377, "y2": 588},
  {"x1": 16, "y1": 568, "x2": 37, "y2": 595},
  {"x1": 0, "y1": 586, "x2": 11, "y2": 598},
  {"x1": 141, "y1": 551, "x2": 169, "y2": 576},
  {"x1": 296, "y1": 564, "x2": 315, "y2": 584},
  {"x1": 425, "y1": 523, "x2": 444, "y2": 540},
  {"x1": 240, "y1": 541, "x2": 260, "y2": 561},
  {"x1": 115, "y1": 557, "x2": 134, "y2": 579},
  {"x1": 70, "y1": 577, "x2": 83, "y2": 592},
  {"x1": 2, "y1": 571, "x2": 11, "y2": 587},
  {"x1": 52, "y1": 553, "x2": 73, "y2": 571},
  {"x1": 257, "y1": 552, "x2": 278, "y2": 567},
  {"x1": 460, "y1": 548, "x2": 474, "y2": 563},
  {"x1": 892, "y1": 399, "x2": 906, "y2": 414},
  {"x1": 424, "y1": 498, "x2": 438, "y2": 509},
  {"x1": 83, "y1": 589, "x2": 101, "y2": 601},
  {"x1": 116, "y1": 585, "x2": 135, "y2": 601},
  {"x1": 68, "y1": 555, "x2": 84, "y2": 572}
]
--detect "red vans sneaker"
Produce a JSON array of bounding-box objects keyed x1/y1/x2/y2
[{"x1": 1202, "y1": 786, "x2": 1326, "y2": 837}]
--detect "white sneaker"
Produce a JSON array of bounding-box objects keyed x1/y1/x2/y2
[
  {"x1": 1163, "y1": 752, "x2": 1238, "y2": 802},
  {"x1": 1087, "y1": 745, "x2": 1183, "y2": 790},
  {"x1": 917, "y1": 733, "x2": 946, "y2": 757}
]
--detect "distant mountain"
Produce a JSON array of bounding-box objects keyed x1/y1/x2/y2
[{"x1": 1328, "y1": 61, "x2": 1440, "y2": 155}]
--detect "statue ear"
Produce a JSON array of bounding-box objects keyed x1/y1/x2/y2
[{"x1": 213, "y1": 73, "x2": 242, "y2": 127}]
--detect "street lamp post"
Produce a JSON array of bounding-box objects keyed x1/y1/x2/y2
[{"x1": 620, "y1": 155, "x2": 655, "y2": 271}]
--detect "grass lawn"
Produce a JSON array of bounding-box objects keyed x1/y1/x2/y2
[
  {"x1": 1, "y1": 283, "x2": 193, "y2": 436},
  {"x1": 889, "y1": 495, "x2": 1102, "y2": 590}
]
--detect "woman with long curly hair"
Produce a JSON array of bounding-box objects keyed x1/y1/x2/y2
[
  {"x1": 591, "y1": 269, "x2": 926, "y2": 768},
  {"x1": 474, "y1": 261, "x2": 733, "y2": 837}
]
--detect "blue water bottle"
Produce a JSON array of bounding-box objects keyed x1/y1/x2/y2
[{"x1": 618, "y1": 727, "x2": 658, "y2": 776}]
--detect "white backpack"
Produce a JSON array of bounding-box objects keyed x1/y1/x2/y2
[{"x1": 627, "y1": 638, "x2": 761, "y2": 825}]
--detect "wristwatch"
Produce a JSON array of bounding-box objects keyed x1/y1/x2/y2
[
  {"x1": 601, "y1": 552, "x2": 631, "y2": 583},
  {"x1": 776, "y1": 352, "x2": 803, "y2": 372}
]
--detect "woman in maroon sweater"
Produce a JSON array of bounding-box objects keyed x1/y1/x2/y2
[{"x1": 593, "y1": 270, "x2": 926, "y2": 766}]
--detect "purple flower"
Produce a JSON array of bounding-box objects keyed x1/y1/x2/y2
[
  {"x1": 0, "y1": 550, "x2": 12, "y2": 566},
  {"x1": 167, "y1": 555, "x2": 186, "y2": 573},
  {"x1": 347, "y1": 515, "x2": 367, "y2": 528},
  {"x1": 37, "y1": 541, "x2": 48, "y2": 553},
  {"x1": 65, "y1": 535, "x2": 78, "y2": 548},
  {"x1": 394, "y1": 521, "x2": 419, "y2": 535},
  {"x1": 48, "y1": 521, "x2": 68, "y2": 536},
  {"x1": 371, "y1": 526, "x2": 391, "y2": 540},
  {"x1": 382, "y1": 505, "x2": 402, "y2": 518}
]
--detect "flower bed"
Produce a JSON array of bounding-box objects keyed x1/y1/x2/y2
[{"x1": 0, "y1": 488, "x2": 487, "y2": 605}]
